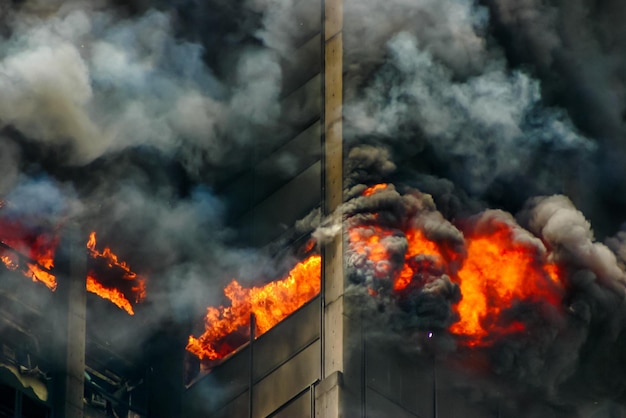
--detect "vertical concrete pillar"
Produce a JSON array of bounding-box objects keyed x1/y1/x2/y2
[
  {"x1": 53, "y1": 225, "x2": 86, "y2": 418},
  {"x1": 323, "y1": 0, "x2": 344, "y2": 379},
  {"x1": 317, "y1": 0, "x2": 347, "y2": 416}
]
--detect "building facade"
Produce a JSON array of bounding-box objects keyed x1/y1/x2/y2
[{"x1": 1, "y1": 0, "x2": 498, "y2": 417}]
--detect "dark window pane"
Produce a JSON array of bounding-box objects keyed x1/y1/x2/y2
[
  {"x1": 0, "y1": 384, "x2": 15, "y2": 418},
  {"x1": 21, "y1": 395, "x2": 49, "y2": 418}
]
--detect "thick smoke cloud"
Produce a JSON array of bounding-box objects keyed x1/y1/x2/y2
[
  {"x1": 345, "y1": 0, "x2": 626, "y2": 232},
  {"x1": 521, "y1": 195, "x2": 626, "y2": 287},
  {"x1": 2, "y1": 0, "x2": 626, "y2": 415},
  {"x1": 485, "y1": 0, "x2": 626, "y2": 146},
  {"x1": 344, "y1": 0, "x2": 596, "y2": 205},
  {"x1": 0, "y1": 137, "x2": 20, "y2": 195},
  {"x1": 338, "y1": 4, "x2": 626, "y2": 411},
  {"x1": 0, "y1": 5, "x2": 282, "y2": 172},
  {"x1": 0, "y1": 0, "x2": 309, "y2": 363}
]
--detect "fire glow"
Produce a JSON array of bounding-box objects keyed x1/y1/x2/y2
[
  {"x1": 347, "y1": 184, "x2": 447, "y2": 294},
  {"x1": 187, "y1": 254, "x2": 321, "y2": 362},
  {"x1": 349, "y1": 184, "x2": 565, "y2": 347},
  {"x1": 0, "y1": 215, "x2": 59, "y2": 291},
  {"x1": 450, "y1": 224, "x2": 563, "y2": 345},
  {"x1": 0, "y1": 207, "x2": 145, "y2": 314},
  {"x1": 187, "y1": 183, "x2": 568, "y2": 363},
  {"x1": 86, "y1": 232, "x2": 146, "y2": 315}
]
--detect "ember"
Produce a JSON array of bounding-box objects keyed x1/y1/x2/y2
[{"x1": 187, "y1": 254, "x2": 321, "y2": 362}]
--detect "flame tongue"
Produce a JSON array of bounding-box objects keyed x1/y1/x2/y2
[
  {"x1": 86, "y1": 276, "x2": 135, "y2": 315},
  {"x1": 0, "y1": 202, "x2": 146, "y2": 313},
  {"x1": 85, "y1": 232, "x2": 146, "y2": 315},
  {"x1": 87, "y1": 232, "x2": 142, "y2": 282},
  {"x1": 186, "y1": 254, "x2": 321, "y2": 362}
]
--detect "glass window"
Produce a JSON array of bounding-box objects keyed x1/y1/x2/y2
[
  {"x1": 0, "y1": 384, "x2": 15, "y2": 418},
  {"x1": 21, "y1": 395, "x2": 49, "y2": 418}
]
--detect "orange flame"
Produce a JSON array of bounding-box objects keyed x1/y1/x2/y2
[
  {"x1": 347, "y1": 223, "x2": 444, "y2": 290},
  {"x1": 362, "y1": 183, "x2": 389, "y2": 196},
  {"x1": 395, "y1": 228, "x2": 444, "y2": 291},
  {"x1": 0, "y1": 204, "x2": 146, "y2": 309},
  {"x1": 186, "y1": 254, "x2": 321, "y2": 361},
  {"x1": 0, "y1": 237, "x2": 58, "y2": 291},
  {"x1": 1, "y1": 255, "x2": 18, "y2": 271},
  {"x1": 449, "y1": 222, "x2": 563, "y2": 345},
  {"x1": 346, "y1": 185, "x2": 567, "y2": 347},
  {"x1": 87, "y1": 232, "x2": 141, "y2": 282},
  {"x1": 86, "y1": 275, "x2": 135, "y2": 315},
  {"x1": 86, "y1": 232, "x2": 146, "y2": 314},
  {"x1": 25, "y1": 262, "x2": 58, "y2": 290}
]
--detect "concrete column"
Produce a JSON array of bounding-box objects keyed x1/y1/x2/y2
[
  {"x1": 52, "y1": 226, "x2": 86, "y2": 418},
  {"x1": 322, "y1": 0, "x2": 344, "y2": 381},
  {"x1": 317, "y1": 0, "x2": 347, "y2": 416}
]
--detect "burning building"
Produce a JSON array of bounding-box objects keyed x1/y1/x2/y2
[{"x1": 2, "y1": 0, "x2": 626, "y2": 417}]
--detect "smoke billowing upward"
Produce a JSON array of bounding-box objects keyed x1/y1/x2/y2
[
  {"x1": 0, "y1": 0, "x2": 316, "y2": 355},
  {"x1": 2, "y1": 0, "x2": 626, "y2": 415},
  {"x1": 328, "y1": 177, "x2": 626, "y2": 416},
  {"x1": 337, "y1": 0, "x2": 626, "y2": 414}
]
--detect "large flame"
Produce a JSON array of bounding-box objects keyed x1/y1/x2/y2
[
  {"x1": 347, "y1": 184, "x2": 565, "y2": 347},
  {"x1": 449, "y1": 222, "x2": 563, "y2": 346},
  {"x1": 86, "y1": 232, "x2": 146, "y2": 315},
  {"x1": 187, "y1": 254, "x2": 321, "y2": 362}
]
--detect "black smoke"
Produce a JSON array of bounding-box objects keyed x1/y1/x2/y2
[
  {"x1": 3, "y1": 0, "x2": 626, "y2": 415},
  {"x1": 336, "y1": 0, "x2": 626, "y2": 412}
]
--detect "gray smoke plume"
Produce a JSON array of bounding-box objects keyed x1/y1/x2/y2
[
  {"x1": 0, "y1": 0, "x2": 314, "y2": 367},
  {"x1": 520, "y1": 195, "x2": 626, "y2": 288},
  {"x1": 3, "y1": 0, "x2": 626, "y2": 415},
  {"x1": 345, "y1": 30, "x2": 595, "y2": 197},
  {"x1": 485, "y1": 0, "x2": 626, "y2": 148},
  {"x1": 0, "y1": 137, "x2": 21, "y2": 195},
  {"x1": 337, "y1": 3, "x2": 626, "y2": 411},
  {"x1": 0, "y1": 5, "x2": 282, "y2": 172},
  {"x1": 338, "y1": 182, "x2": 626, "y2": 415}
]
